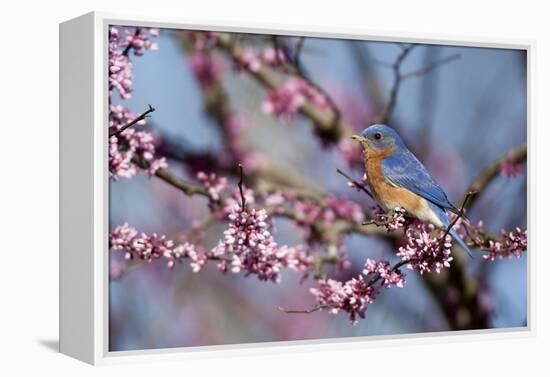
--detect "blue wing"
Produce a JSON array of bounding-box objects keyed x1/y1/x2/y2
[{"x1": 381, "y1": 149, "x2": 461, "y2": 215}]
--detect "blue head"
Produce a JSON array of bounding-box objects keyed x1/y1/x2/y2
[{"x1": 352, "y1": 124, "x2": 405, "y2": 155}]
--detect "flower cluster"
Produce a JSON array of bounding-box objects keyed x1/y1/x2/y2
[
  {"x1": 456, "y1": 219, "x2": 527, "y2": 261},
  {"x1": 261, "y1": 78, "x2": 329, "y2": 120},
  {"x1": 363, "y1": 259, "x2": 405, "y2": 288},
  {"x1": 310, "y1": 277, "x2": 376, "y2": 324},
  {"x1": 500, "y1": 151, "x2": 524, "y2": 177},
  {"x1": 324, "y1": 196, "x2": 365, "y2": 223},
  {"x1": 338, "y1": 139, "x2": 364, "y2": 168},
  {"x1": 122, "y1": 27, "x2": 159, "y2": 55},
  {"x1": 196, "y1": 171, "x2": 228, "y2": 202},
  {"x1": 232, "y1": 46, "x2": 288, "y2": 73},
  {"x1": 109, "y1": 223, "x2": 209, "y2": 271},
  {"x1": 109, "y1": 47, "x2": 133, "y2": 100},
  {"x1": 108, "y1": 106, "x2": 167, "y2": 179},
  {"x1": 310, "y1": 258, "x2": 404, "y2": 324},
  {"x1": 293, "y1": 196, "x2": 364, "y2": 225},
  {"x1": 483, "y1": 228, "x2": 527, "y2": 260},
  {"x1": 368, "y1": 206, "x2": 408, "y2": 231},
  {"x1": 183, "y1": 43, "x2": 265, "y2": 174},
  {"x1": 110, "y1": 223, "x2": 177, "y2": 262},
  {"x1": 188, "y1": 52, "x2": 224, "y2": 88},
  {"x1": 109, "y1": 201, "x2": 313, "y2": 282},
  {"x1": 397, "y1": 222, "x2": 453, "y2": 274},
  {"x1": 213, "y1": 205, "x2": 291, "y2": 283},
  {"x1": 261, "y1": 80, "x2": 305, "y2": 120},
  {"x1": 234, "y1": 48, "x2": 262, "y2": 72},
  {"x1": 109, "y1": 27, "x2": 158, "y2": 99}
]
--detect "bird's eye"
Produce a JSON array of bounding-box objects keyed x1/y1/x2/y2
[{"x1": 374, "y1": 132, "x2": 382, "y2": 140}]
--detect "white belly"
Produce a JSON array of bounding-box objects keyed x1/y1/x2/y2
[{"x1": 412, "y1": 198, "x2": 445, "y2": 228}]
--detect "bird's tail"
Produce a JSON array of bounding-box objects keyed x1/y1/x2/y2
[{"x1": 449, "y1": 227, "x2": 473, "y2": 258}]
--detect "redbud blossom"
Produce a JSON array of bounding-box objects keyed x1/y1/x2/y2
[
  {"x1": 500, "y1": 152, "x2": 523, "y2": 177},
  {"x1": 311, "y1": 258, "x2": 405, "y2": 324},
  {"x1": 397, "y1": 222, "x2": 453, "y2": 274},
  {"x1": 108, "y1": 106, "x2": 167, "y2": 179}
]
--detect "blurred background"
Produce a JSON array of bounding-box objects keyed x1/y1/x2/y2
[{"x1": 109, "y1": 27, "x2": 527, "y2": 351}]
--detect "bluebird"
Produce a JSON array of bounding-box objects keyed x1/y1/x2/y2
[{"x1": 352, "y1": 124, "x2": 472, "y2": 256}]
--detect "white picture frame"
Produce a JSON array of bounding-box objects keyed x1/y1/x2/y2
[{"x1": 59, "y1": 11, "x2": 534, "y2": 365}]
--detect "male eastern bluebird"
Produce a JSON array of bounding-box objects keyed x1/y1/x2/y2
[{"x1": 352, "y1": 124, "x2": 472, "y2": 256}]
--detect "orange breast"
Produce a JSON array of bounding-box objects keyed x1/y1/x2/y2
[{"x1": 364, "y1": 148, "x2": 425, "y2": 214}]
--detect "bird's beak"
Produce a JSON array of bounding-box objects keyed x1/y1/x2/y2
[{"x1": 351, "y1": 135, "x2": 361, "y2": 141}]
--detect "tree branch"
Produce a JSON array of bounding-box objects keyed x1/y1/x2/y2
[
  {"x1": 463, "y1": 144, "x2": 527, "y2": 210},
  {"x1": 109, "y1": 104, "x2": 156, "y2": 137},
  {"x1": 375, "y1": 44, "x2": 416, "y2": 124},
  {"x1": 278, "y1": 258, "x2": 412, "y2": 314},
  {"x1": 215, "y1": 33, "x2": 353, "y2": 142},
  {"x1": 400, "y1": 53, "x2": 461, "y2": 80},
  {"x1": 132, "y1": 155, "x2": 211, "y2": 198}
]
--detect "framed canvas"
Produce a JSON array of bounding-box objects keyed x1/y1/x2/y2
[{"x1": 59, "y1": 12, "x2": 532, "y2": 365}]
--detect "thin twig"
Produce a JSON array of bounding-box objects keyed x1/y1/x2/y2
[
  {"x1": 109, "y1": 104, "x2": 156, "y2": 137},
  {"x1": 366, "y1": 259, "x2": 411, "y2": 287},
  {"x1": 375, "y1": 44, "x2": 416, "y2": 124},
  {"x1": 280, "y1": 36, "x2": 343, "y2": 136},
  {"x1": 336, "y1": 168, "x2": 374, "y2": 200},
  {"x1": 215, "y1": 33, "x2": 350, "y2": 142},
  {"x1": 442, "y1": 191, "x2": 476, "y2": 239},
  {"x1": 277, "y1": 304, "x2": 326, "y2": 314},
  {"x1": 122, "y1": 28, "x2": 140, "y2": 57},
  {"x1": 238, "y1": 163, "x2": 246, "y2": 209},
  {"x1": 400, "y1": 53, "x2": 461, "y2": 80}
]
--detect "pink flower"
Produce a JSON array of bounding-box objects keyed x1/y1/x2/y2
[
  {"x1": 338, "y1": 139, "x2": 364, "y2": 167},
  {"x1": 483, "y1": 228, "x2": 527, "y2": 261},
  {"x1": 310, "y1": 276, "x2": 376, "y2": 325},
  {"x1": 310, "y1": 257, "x2": 405, "y2": 324},
  {"x1": 454, "y1": 219, "x2": 527, "y2": 261},
  {"x1": 363, "y1": 259, "x2": 405, "y2": 288},
  {"x1": 234, "y1": 49, "x2": 262, "y2": 72},
  {"x1": 121, "y1": 27, "x2": 159, "y2": 56},
  {"x1": 260, "y1": 47, "x2": 287, "y2": 66},
  {"x1": 109, "y1": 27, "x2": 158, "y2": 99},
  {"x1": 295, "y1": 80, "x2": 330, "y2": 111},
  {"x1": 109, "y1": 223, "x2": 173, "y2": 263},
  {"x1": 278, "y1": 245, "x2": 314, "y2": 272},
  {"x1": 109, "y1": 135, "x2": 136, "y2": 179},
  {"x1": 261, "y1": 82, "x2": 305, "y2": 120},
  {"x1": 196, "y1": 171, "x2": 229, "y2": 202},
  {"x1": 212, "y1": 204, "x2": 286, "y2": 283},
  {"x1": 108, "y1": 106, "x2": 167, "y2": 179},
  {"x1": 188, "y1": 52, "x2": 224, "y2": 88},
  {"x1": 397, "y1": 222, "x2": 453, "y2": 274},
  {"x1": 109, "y1": 223, "x2": 206, "y2": 270},
  {"x1": 500, "y1": 152, "x2": 523, "y2": 177},
  {"x1": 325, "y1": 195, "x2": 365, "y2": 223},
  {"x1": 109, "y1": 48, "x2": 133, "y2": 99},
  {"x1": 368, "y1": 206, "x2": 408, "y2": 231},
  {"x1": 108, "y1": 184, "x2": 314, "y2": 282},
  {"x1": 262, "y1": 78, "x2": 332, "y2": 120}
]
